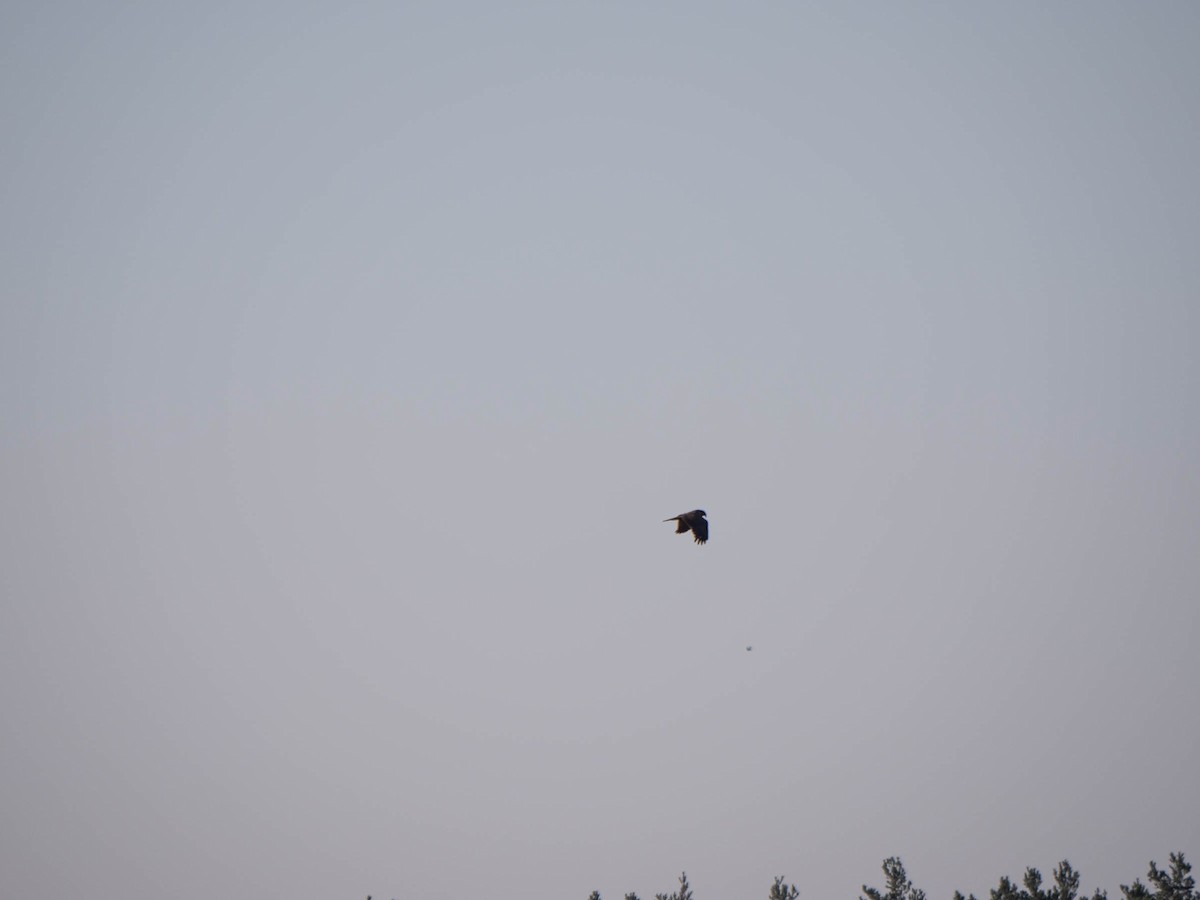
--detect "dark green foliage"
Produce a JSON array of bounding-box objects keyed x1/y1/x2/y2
[
  {"x1": 977, "y1": 860, "x2": 1106, "y2": 900},
  {"x1": 991, "y1": 875, "x2": 1022, "y2": 900},
  {"x1": 770, "y1": 875, "x2": 801, "y2": 900},
  {"x1": 655, "y1": 871, "x2": 694, "y2": 900},
  {"x1": 589, "y1": 852, "x2": 1189, "y2": 900},
  {"x1": 862, "y1": 857, "x2": 927, "y2": 900},
  {"x1": 1121, "y1": 854, "x2": 1198, "y2": 900}
]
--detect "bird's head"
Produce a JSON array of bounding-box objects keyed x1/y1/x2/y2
[{"x1": 696, "y1": 509, "x2": 707, "y2": 518}]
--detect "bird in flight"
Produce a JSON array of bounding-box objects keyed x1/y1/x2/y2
[{"x1": 663, "y1": 509, "x2": 708, "y2": 545}]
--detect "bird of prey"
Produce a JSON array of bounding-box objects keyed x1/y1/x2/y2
[{"x1": 663, "y1": 509, "x2": 708, "y2": 545}]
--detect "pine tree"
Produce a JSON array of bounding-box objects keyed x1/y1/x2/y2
[
  {"x1": 655, "y1": 871, "x2": 693, "y2": 900},
  {"x1": 862, "y1": 857, "x2": 926, "y2": 900},
  {"x1": 975, "y1": 861, "x2": 1104, "y2": 900},
  {"x1": 769, "y1": 874, "x2": 800, "y2": 900},
  {"x1": 1121, "y1": 854, "x2": 1197, "y2": 900}
]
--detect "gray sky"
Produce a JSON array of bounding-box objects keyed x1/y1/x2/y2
[{"x1": 3, "y1": 3, "x2": 1198, "y2": 899}]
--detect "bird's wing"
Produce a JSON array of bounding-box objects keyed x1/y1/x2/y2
[
  {"x1": 675, "y1": 518, "x2": 690, "y2": 534},
  {"x1": 691, "y1": 516, "x2": 708, "y2": 544}
]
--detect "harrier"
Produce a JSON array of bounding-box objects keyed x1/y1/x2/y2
[{"x1": 663, "y1": 509, "x2": 708, "y2": 545}]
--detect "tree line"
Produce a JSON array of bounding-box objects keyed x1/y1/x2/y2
[{"x1": 585, "y1": 851, "x2": 1195, "y2": 900}]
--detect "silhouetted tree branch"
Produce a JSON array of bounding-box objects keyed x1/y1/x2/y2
[
  {"x1": 769, "y1": 874, "x2": 801, "y2": 900},
  {"x1": 1121, "y1": 854, "x2": 1197, "y2": 900},
  {"x1": 655, "y1": 871, "x2": 694, "y2": 900},
  {"x1": 584, "y1": 851, "x2": 1190, "y2": 900},
  {"x1": 862, "y1": 857, "x2": 926, "y2": 900}
]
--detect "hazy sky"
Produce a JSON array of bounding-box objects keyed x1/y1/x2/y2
[{"x1": 3, "y1": 3, "x2": 1198, "y2": 899}]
